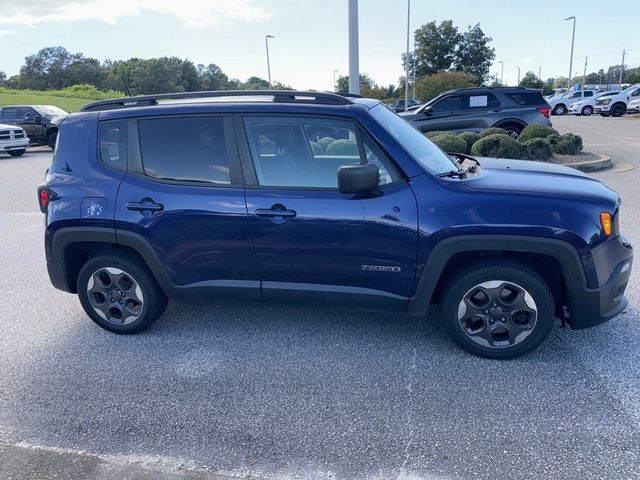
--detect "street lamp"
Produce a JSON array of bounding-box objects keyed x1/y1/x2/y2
[
  {"x1": 333, "y1": 70, "x2": 338, "y2": 92},
  {"x1": 499, "y1": 60, "x2": 504, "y2": 85},
  {"x1": 404, "y1": 0, "x2": 411, "y2": 111},
  {"x1": 265, "y1": 34, "x2": 274, "y2": 90},
  {"x1": 516, "y1": 65, "x2": 521, "y2": 86},
  {"x1": 565, "y1": 16, "x2": 576, "y2": 89}
]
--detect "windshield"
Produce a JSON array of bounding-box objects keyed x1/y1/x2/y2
[
  {"x1": 36, "y1": 105, "x2": 67, "y2": 116},
  {"x1": 370, "y1": 104, "x2": 457, "y2": 175}
]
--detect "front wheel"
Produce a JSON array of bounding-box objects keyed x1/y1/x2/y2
[
  {"x1": 442, "y1": 261, "x2": 554, "y2": 359},
  {"x1": 77, "y1": 254, "x2": 168, "y2": 334},
  {"x1": 7, "y1": 149, "x2": 26, "y2": 157},
  {"x1": 581, "y1": 106, "x2": 593, "y2": 116},
  {"x1": 552, "y1": 104, "x2": 567, "y2": 115},
  {"x1": 610, "y1": 103, "x2": 626, "y2": 117}
]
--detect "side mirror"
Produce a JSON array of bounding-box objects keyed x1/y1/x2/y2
[
  {"x1": 338, "y1": 164, "x2": 379, "y2": 194},
  {"x1": 423, "y1": 106, "x2": 433, "y2": 115}
]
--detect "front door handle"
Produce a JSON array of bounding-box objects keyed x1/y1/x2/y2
[
  {"x1": 126, "y1": 198, "x2": 164, "y2": 212},
  {"x1": 255, "y1": 208, "x2": 296, "y2": 218}
]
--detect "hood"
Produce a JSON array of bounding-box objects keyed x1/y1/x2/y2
[
  {"x1": 464, "y1": 157, "x2": 618, "y2": 204},
  {"x1": 0, "y1": 123, "x2": 24, "y2": 130}
]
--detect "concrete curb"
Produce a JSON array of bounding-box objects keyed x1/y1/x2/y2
[{"x1": 563, "y1": 153, "x2": 611, "y2": 173}]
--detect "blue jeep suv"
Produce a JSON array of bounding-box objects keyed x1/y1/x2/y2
[{"x1": 39, "y1": 91, "x2": 633, "y2": 359}]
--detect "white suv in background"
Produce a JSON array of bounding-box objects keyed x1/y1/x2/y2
[
  {"x1": 627, "y1": 97, "x2": 640, "y2": 114},
  {"x1": 568, "y1": 91, "x2": 620, "y2": 116},
  {"x1": 595, "y1": 85, "x2": 640, "y2": 117},
  {"x1": 548, "y1": 89, "x2": 597, "y2": 115}
]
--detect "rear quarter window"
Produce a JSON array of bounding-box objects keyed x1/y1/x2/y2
[
  {"x1": 505, "y1": 92, "x2": 545, "y2": 106},
  {"x1": 99, "y1": 120, "x2": 127, "y2": 172}
]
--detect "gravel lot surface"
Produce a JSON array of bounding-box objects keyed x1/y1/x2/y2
[{"x1": 1, "y1": 114, "x2": 639, "y2": 480}]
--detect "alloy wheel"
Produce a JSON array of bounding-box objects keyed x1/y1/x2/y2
[{"x1": 86, "y1": 267, "x2": 144, "y2": 325}]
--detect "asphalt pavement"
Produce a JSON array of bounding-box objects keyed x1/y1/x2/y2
[{"x1": 1, "y1": 115, "x2": 639, "y2": 480}]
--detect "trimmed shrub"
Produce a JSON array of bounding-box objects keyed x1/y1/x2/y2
[
  {"x1": 479, "y1": 127, "x2": 509, "y2": 138},
  {"x1": 310, "y1": 141, "x2": 323, "y2": 155},
  {"x1": 546, "y1": 134, "x2": 562, "y2": 146},
  {"x1": 326, "y1": 139, "x2": 358, "y2": 155},
  {"x1": 522, "y1": 138, "x2": 553, "y2": 161},
  {"x1": 470, "y1": 134, "x2": 523, "y2": 159},
  {"x1": 552, "y1": 133, "x2": 583, "y2": 155},
  {"x1": 317, "y1": 136, "x2": 335, "y2": 152},
  {"x1": 430, "y1": 134, "x2": 468, "y2": 154},
  {"x1": 518, "y1": 124, "x2": 560, "y2": 143},
  {"x1": 458, "y1": 131, "x2": 481, "y2": 154},
  {"x1": 424, "y1": 130, "x2": 449, "y2": 139}
]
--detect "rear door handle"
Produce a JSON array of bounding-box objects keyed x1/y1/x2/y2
[
  {"x1": 255, "y1": 208, "x2": 296, "y2": 218},
  {"x1": 126, "y1": 199, "x2": 164, "y2": 212}
]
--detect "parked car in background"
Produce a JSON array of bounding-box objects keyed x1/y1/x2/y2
[
  {"x1": 399, "y1": 87, "x2": 551, "y2": 138},
  {"x1": 568, "y1": 91, "x2": 620, "y2": 116},
  {"x1": 548, "y1": 90, "x2": 597, "y2": 115},
  {"x1": 595, "y1": 85, "x2": 640, "y2": 117},
  {"x1": 0, "y1": 105, "x2": 67, "y2": 149},
  {"x1": 392, "y1": 99, "x2": 420, "y2": 113},
  {"x1": 627, "y1": 97, "x2": 640, "y2": 114},
  {"x1": 0, "y1": 123, "x2": 29, "y2": 157}
]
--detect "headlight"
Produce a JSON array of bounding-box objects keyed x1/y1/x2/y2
[{"x1": 601, "y1": 99, "x2": 612, "y2": 105}]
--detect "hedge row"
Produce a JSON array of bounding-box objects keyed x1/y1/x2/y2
[{"x1": 426, "y1": 124, "x2": 583, "y2": 161}]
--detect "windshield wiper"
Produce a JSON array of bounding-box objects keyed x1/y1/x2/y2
[{"x1": 437, "y1": 168, "x2": 466, "y2": 179}]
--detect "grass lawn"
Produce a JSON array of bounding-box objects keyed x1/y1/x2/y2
[{"x1": 0, "y1": 93, "x2": 91, "y2": 112}]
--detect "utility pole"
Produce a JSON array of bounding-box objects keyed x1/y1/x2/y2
[
  {"x1": 412, "y1": 45, "x2": 417, "y2": 100},
  {"x1": 499, "y1": 60, "x2": 504, "y2": 85},
  {"x1": 538, "y1": 66, "x2": 542, "y2": 79},
  {"x1": 348, "y1": 0, "x2": 359, "y2": 94},
  {"x1": 583, "y1": 56, "x2": 588, "y2": 84},
  {"x1": 333, "y1": 70, "x2": 338, "y2": 92},
  {"x1": 619, "y1": 49, "x2": 626, "y2": 87},
  {"x1": 565, "y1": 16, "x2": 576, "y2": 88},
  {"x1": 265, "y1": 35, "x2": 274, "y2": 90},
  {"x1": 516, "y1": 65, "x2": 521, "y2": 86},
  {"x1": 404, "y1": 0, "x2": 411, "y2": 111}
]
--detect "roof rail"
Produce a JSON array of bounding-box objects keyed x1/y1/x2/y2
[{"x1": 80, "y1": 90, "x2": 353, "y2": 112}]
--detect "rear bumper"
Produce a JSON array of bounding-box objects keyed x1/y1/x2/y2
[{"x1": 568, "y1": 236, "x2": 633, "y2": 329}]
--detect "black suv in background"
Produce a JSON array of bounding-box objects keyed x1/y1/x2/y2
[
  {"x1": 399, "y1": 87, "x2": 552, "y2": 138},
  {"x1": 0, "y1": 105, "x2": 67, "y2": 149}
]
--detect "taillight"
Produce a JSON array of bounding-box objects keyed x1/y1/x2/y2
[
  {"x1": 37, "y1": 183, "x2": 49, "y2": 213},
  {"x1": 537, "y1": 107, "x2": 551, "y2": 118}
]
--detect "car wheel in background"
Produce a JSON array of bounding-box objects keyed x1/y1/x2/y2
[
  {"x1": 552, "y1": 104, "x2": 567, "y2": 115},
  {"x1": 581, "y1": 106, "x2": 593, "y2": 116},
  {"x1": 498, "y1": 124, "x2": 523, "y2": 139},
  {"x1": 7, "y1": 150, "x2": 26, "y2": 157},
  {"x1": 610, "y1": 103, "x2": 626, "y2": 117}
]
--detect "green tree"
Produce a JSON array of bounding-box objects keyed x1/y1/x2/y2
[
  {"x1": 242, "y1": 76, "x2": 270, "y2": 90},
  {"x1": 519, "y1": 71, "x2": 543, "y2": 89},
  {"x1": 453, "y1": 24, "x2": 495, "y2": 83},
  {"x1": 414, "y1": 71, "x2": 476, "y2": 102},
  {"x1": 19, "y1": 46, "x2": 81, "y2": 90},
  {"x1": 411, "y1": 20, "x2": 462, "y2": 77},
  {"x1": 335, "y1": 74, "x2": 376, "y2": 93},
  {"x1": 198, "y1": 63, "x2": 229, "y2": 90},
  {"x1": 0, "y1": 71, "x2": 6, "y2": 86}
]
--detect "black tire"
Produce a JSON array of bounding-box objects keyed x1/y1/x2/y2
[
  {"x1": 441, "y1": 260, "x2": 554, "y2": 359},
  {"x1": 497, "y1": 123, "x2": 523, "y2": 139},
  {"x1": 7, "y1": 150, "x2": 25, "y2": 157},
  {"x1": 47, "y1": 131, "x2": 58, "y2": 150},
  {"x1": 581, "y1": 105, "x2": 593, "y2": 116},
  {"x1": 77, "y1": 254, "x2": 168, "y2": 334},
  {"x1": 600, "y1": 113, "x2": 610, "y2": 117},
  {"x1": 552, "y1": 104, "x2": 566, "y2": 115},
  {"x1": 610, "y1": 103, "x2": 626, "y2": 117}
]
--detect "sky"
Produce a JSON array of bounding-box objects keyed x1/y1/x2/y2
[{"x1": 0, "y1": 0, "x2": 638, "y2": 91}]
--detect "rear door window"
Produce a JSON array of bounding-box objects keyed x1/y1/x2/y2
[
  {"x1": 137, "y1": 116, "x2": 232, "y2": 185},
  {"x1": 467, "y1": 93, "x2": 501, "y2": 109},
  {"x1": 1, "y1": 107, "x2": 18, "y2": 120}
]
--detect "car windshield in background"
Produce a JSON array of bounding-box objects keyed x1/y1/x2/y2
[
  {"x1": 370, "y1": 104, "x2": 456, "y2": 175},
  {"x1": 37, "y1": 106, "x2": 67, "y2": 116}
]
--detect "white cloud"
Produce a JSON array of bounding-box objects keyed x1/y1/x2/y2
[
  {"x1": 521, "y1": 57, "x2": 534, "y2": 64},
  {"x1": 0, "y1": 0, "x2": 270, "y2": 27},
  {"x1": 0, "y1": 29, "x2": 15, "y2": 35}
]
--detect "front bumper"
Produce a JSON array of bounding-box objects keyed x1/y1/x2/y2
[
  {"x1": 568, "y1": 236, "x2": 633, "y2": 329},
  {"x1": 594, "y1": 105, "x2": 611, "y2": 113},
  {"x1": 0, "y1": 139, "x2": 30, "y2": 152}
]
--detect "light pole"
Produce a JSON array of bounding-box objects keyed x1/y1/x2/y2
[
  {"x1": 516, "y1": 66, "x2": 520, "y2": 86},
  {"x1": 348, "y1": 0, "x2": 359, "y2": 94},
  {"x1": 565, "y1": 16, "x2": 576, "y2": 89},
  {"x1": 333, "y1": 70, "x2": 338, "y2": 92},
  {"x1": 412, "y1": 46, "x2": 417, "y2": 100},
  {"x1": 499, "y1": 61, "x2": 504, "y2": 85},
  {"x1": 404, "y1": 0, "x2": 411, "y2": 111},
  {"x1": 265, "y1": 34, "x2": 274, "y2": 90}
]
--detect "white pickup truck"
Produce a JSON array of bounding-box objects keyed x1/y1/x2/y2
[
  {"x1": 548, "y1": 90, "x2": 597, "y2": 115},
  {"x1": 595, "y1": 85, "x2": 640, "y2": 117},
  {"x1": 0, "y1": 123, "x2": 30, "y2": 157}
]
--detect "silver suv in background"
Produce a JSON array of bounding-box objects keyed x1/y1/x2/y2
[
  {"x1": 399, "y1": 87, "x2": 552, "y2": 138},
  {"x1": 0, "y1": 123, "x2": 29, "y2": 157}
]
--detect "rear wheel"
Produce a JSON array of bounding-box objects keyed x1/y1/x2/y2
[
  {"x1": 47, "y1": 131, "x2": 58, "y2": 150},
  {"x1": 610, "y1": 103, "x2": 626, "y2": 117},
  {"x1": 77, "y1": 255, "x2": 167, "y2": 334},
  {"x1": 497, "y1": 123, "x2": 523, "y2": 139},
  {"x1": 442, "y1": 260, "x2": 554, "y2": 359},
  {"x1": 7, "y1": 150, "x2": 25, "y2": 157},
  {"x1": 581, "y1": 105, "x2": 593, "y2": 116},
  {"x1": 552, "y1": 104, "x2": 567, "y2": 115}
]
